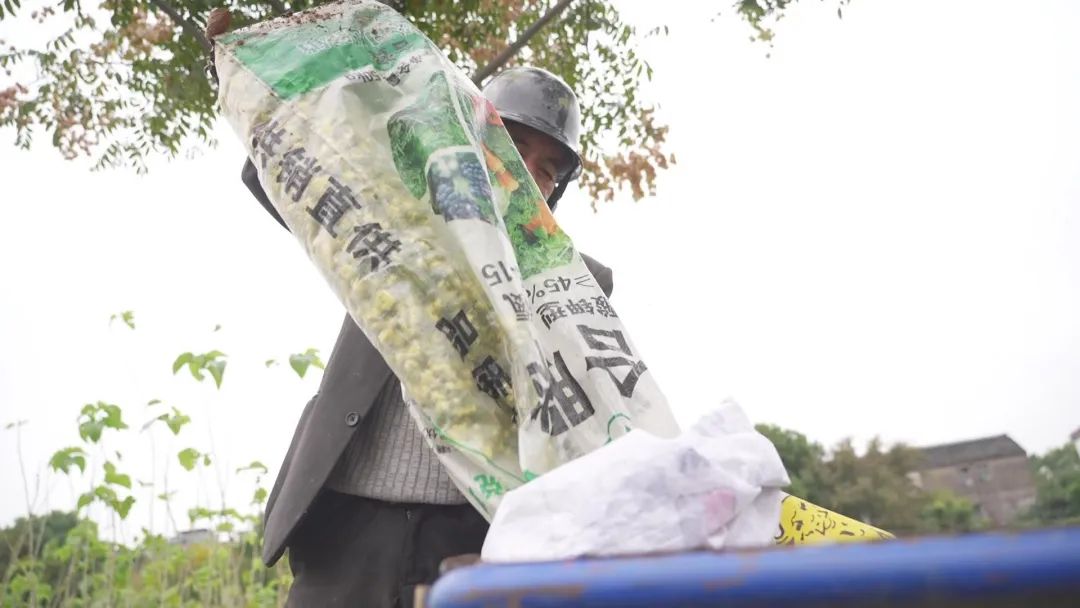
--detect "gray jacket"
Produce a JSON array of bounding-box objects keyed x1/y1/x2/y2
[{"x1": 241, "y1": 159, "x2": 614, "y2": 566}]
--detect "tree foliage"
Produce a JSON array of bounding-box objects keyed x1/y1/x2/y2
[
  {"x1": 0, "y1": 317, "x2": 295, "y2": 606},
  {"x1": 735, "y1": 0, "x2": 853, "y2": 44},
  {"x1": 1, "y1": 0, "x2": 836, "y2": 203},
  {"x1": 757, "y1": 423, "x2": 985, "y2": 535},
  {"x1": 820, "y1": 438, "x2": 928, "y2": 533},
  {"x1": 919, "y1": 492, "x2": 982, "y2": 534},
  {"x1": 0, "y1": 510, "x2": 79, "y2": 583},
  {"x1": 1025, "y1": 442, "x2": 1080, "y2": 526},
  {"x1": 754, "y1": 423, "x2": 828, "y2": 504}
]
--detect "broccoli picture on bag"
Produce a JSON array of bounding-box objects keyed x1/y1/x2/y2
[{"x1": 481, "y1": 114, "x2": 574, "y2": 279}]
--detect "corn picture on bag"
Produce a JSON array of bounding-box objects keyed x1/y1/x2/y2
[{"x1": 214, "y1": 0, "x2": 893, "y2": 545}]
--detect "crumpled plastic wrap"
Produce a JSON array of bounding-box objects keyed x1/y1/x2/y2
[{"x1": 481, "y1": 399, "x2": 791, "y2": 561}]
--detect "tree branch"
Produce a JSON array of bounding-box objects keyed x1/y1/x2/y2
[
  {"x1": 148, "y1": 0, "x2": 211, "y2": 54},
  {"x1": 471, "y1": 0, "x2": 575, "y2": 86}
]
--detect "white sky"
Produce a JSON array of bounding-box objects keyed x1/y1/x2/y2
[{"x1": 1, "y1": 0, "x2": 1077, "y2": 534}]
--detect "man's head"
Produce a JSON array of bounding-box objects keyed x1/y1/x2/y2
[{"x1": 482, "y1": 66, "x2": 582, "y2": 211}]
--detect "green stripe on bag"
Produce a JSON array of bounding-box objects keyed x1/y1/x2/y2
[{"x1": 220, "y1": 8, "x2": 427, "y2": 99}]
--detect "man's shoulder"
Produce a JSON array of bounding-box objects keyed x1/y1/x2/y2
[{"x1": 579, "y1": 253, "x2": 614, "y2": 298}]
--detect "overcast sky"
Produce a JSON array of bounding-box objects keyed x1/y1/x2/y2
[{"x1": 1, "y1": 0, "x2": 1077, "y2": 534}]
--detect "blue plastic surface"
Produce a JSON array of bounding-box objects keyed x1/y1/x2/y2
[{"x1": 428, "y1": 527, "x2": 1080, "y2": 607}]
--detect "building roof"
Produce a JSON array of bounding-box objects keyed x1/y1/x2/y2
[
  {"x1": 169, "y1": 528, "x2": 215, "y2": 545},
  {"x1": 917, "y1": 434, "x2": 1027, "y2": 470}
]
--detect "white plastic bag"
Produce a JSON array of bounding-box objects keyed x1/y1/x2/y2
[{"x1": 481, "y1": 398, "x2": 791, "y2": 561}]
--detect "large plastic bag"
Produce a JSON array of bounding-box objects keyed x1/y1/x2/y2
[{"x1": 214, "y1": 0, "x2": 679, "y2": 518}]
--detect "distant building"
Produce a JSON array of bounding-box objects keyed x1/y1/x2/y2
[
  {"x1": 169, "y1": 528, "x2": 216, "y2": 546},
  {"x1": 910, "y1": 434, "x2": 1036, "y2": 526}
]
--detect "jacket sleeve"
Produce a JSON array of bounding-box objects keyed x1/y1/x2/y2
[
  {"x1": 242, "y1": 157, "x2": 290, "y2": 232},
  {"x1": 579, "y1": 253, "x2": 614, "y2": 298}
]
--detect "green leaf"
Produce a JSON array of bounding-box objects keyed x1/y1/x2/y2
[
  {"x1": 115, "y1": 496, "x2": 135, "y2": 519},
  {"x1": 202, "y1": 454, "x2": 212, "y2": 466},
  {"x1": 49, "y1": 447, "x2": 87, "y2": 474},
  {"x1": 288, "y1": 349, "x2": 324, "y2": 378},
  {"x1": 213, "y1": 324, "x2": 221, "y2": 332},
  {"x1": 188, "y1": 357, "x2": 205, "y2": 381},
  {"x1": 206, "y1": 359, "x2": 226, "y2": 389},
  {"x1": 172, "y1": 353, "x2": 192, "y2": 374},
  {"x1": 79, "y1": 420, "x2": 104, "y2": 443},
  {"x1": 157, "y1": 491, "x2": 176, "y2": 501},
  {"x1": 104, "y1": 462, "x2": 132, "y2": 489},
  {"x1": 101, "y1": 403, "x2": 127, "y2": 430},
  {"x1": 94, "y1": 485, "x2": 118, "y2": 503},
  {"x1": 177, "y1": 448, "x2": 200, "y2": 471},
  {"x1": 77, "y1": 492, "x2": 94, "y2": 510},
  {"x1": 165, "y1": 409, "x2": 191, "y2": 435},
  {"x1": 253, "y1": 487, "x2": 268, "y2": 504},
  {"x1": 265, "y1": 359, "x2": 277, "y2": 367},
  {"x1": 4, "y1": 419, "x2": 27, "y2": 430},
  {"x1": 305, "y1": 348, "x2": 325, "y2": 370},
  {"x1": 147, "y1": 399, "x2": 162, "y2": 407},
  {"x1": 288, "y1": 354, "x2": 311, "y2": 378}
]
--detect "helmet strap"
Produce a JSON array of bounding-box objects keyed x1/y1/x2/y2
[{"x1": 547, "y1": 177, "x2": 571, "y2": 212}]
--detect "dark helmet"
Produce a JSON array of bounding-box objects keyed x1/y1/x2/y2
[{"x1": 482, "y1": 66, "x2": 582, "y2": 209}]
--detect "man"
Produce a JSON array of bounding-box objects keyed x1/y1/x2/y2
[{"x1": 242, "y1": 66, "x2": 614, "y2": 607}]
